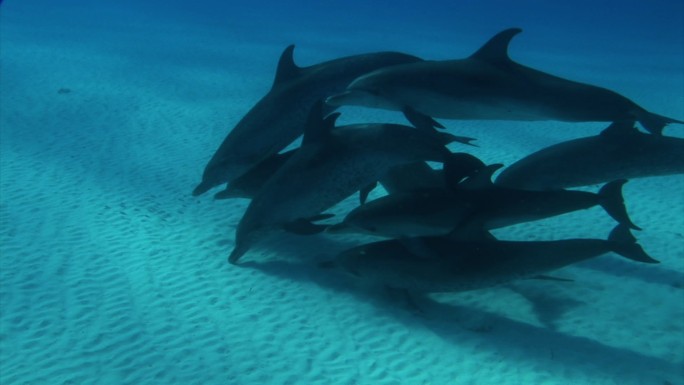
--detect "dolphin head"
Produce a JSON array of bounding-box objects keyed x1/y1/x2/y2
[
  {"x1": 193, "y1": 153, "x2": 259, "y2": 197},
  {"x1": 326, "y1": 70, "x2": 404, "y2": 111}
]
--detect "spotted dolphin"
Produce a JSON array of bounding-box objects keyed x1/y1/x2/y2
[
  {"x1": 193, "y1": 46, "x2": 423, "y2": 196},
  {"x1": 322, "y1": 225, "x2": 658, "y2": 293},
  {"x1": 328, "y1": 154, "x2": 639, "y2": 238},
  {"x1": 326, "y1": 28, "x2": 683, "y2": 135},
  {"x1": 228, "y1": 102, "x2": 462, "y2": 264},
  {"x1": 496, "y1": 121, "x2": 684, "y2": 190}
]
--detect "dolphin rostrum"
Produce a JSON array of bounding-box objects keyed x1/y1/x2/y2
[
  {"x1": 326, "y1": 28, "x2": 683, "y2": 135},
  {"x1": 228, "y1": 102, "x2": 464, "y2": 264},
  {"x1": 496, "y1": 121, "x2": 684, "y2": 190},
  {"x1": 322, "y1": 225, "x2": 658, "y2": 293},
  {"x1": 193, "y1": 46, "x2": 422, "y2": 196}
]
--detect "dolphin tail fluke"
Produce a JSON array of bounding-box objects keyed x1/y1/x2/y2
[
  {"x1": 598, "y1": 179, "x2": 641, "y2": 230},
  {"x1": 608, "y1": 225, "x2": 659, "y2": 264},
  {"x1": 636, "y1": 110, "x2": 684, "y2": 136}
]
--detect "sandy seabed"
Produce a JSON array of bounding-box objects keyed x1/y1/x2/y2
[{"x1": 1, "y1": 2, "x2": 683, "y2": 385}]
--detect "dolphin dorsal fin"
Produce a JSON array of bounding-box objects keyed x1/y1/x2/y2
[
  {"x1": 599, "y1": 120, "x2": 639, "y2": 139},
  {"x1": 470, "y1": 28, "x2": 522, "y2": 63},
  {"x1": 458, "y1": 164, "x2": 503, "y2": 190},
  {"x1": 303, "y1": 100, "x2": 340, "y2": 145},
  {"x1": 272, "y1": 45, "x2": 302, "y2": 88}
]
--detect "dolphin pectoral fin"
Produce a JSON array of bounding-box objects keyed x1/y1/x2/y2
[
  {"x1": 403, "y1": 106, "x2": 445, "y2": 130},
  {"x1": 608, "y1": 225, "x2": 659, "y2": 264},
  {"x1": 529, "y1": 275, "x2": 575, "y2": 282},
  {"x1": 359, "y1": 182, "x2": 378, "y2": 205},
  {"x1": 598, "y1": 179, "x2": 641, "y2": 230},
  {"x1": 635, "y1": 110, "x2": 684, "y2": 136}
]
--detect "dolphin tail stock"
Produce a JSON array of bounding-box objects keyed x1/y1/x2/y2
[
  {"x1": 607, "y1": 224, "x2": 659, "y2": 264},
  {"x1": 598, "y1": 179, "x2": 641, "y2": 231},
  {"x1": 635, "y1": 110, "x2": 684, "y2": 136}
]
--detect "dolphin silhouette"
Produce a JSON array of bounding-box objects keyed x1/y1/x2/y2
[
  {"x1": 322, "y1": 225, "x2": 658, "y2": 293},
  {"x1": 496, "y1": 121, "x2": 684, "y2": 190},
  {"x1": 326, "y1": 28, "x2": 683, "y2": 135}
]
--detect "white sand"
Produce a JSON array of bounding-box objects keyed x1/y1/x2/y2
[{"x1": 1, "y1": 1, "x2": 683, "y2": 385}]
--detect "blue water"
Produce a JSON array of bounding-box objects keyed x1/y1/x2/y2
[{"x1": 1, "y1": 1, "x2": 683, "y2": 384}]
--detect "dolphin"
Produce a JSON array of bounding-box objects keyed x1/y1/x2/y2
[
  {"x1": 496, "y1": 121, "x2": 684, "y2": 190},
  {"x1": 326, "y1": 28, "x2": 683, "y2": 135},
  {"x1": 328, "y1": 154, "x2": 639, "y2": 238},
  {"x1": 228, "y1": 102, "x2": 464, "y2": 264},
  {"x1": 321, "y1": 225, "x2": 658, "y2": 293},
  {"x1": 193, "y1": 46, "x2": 423, "y2": 196}
]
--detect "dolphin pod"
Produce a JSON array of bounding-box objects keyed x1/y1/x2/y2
[
  {"x1": 228, "y1": 101, "x2": 464, "y2": 264},
  {"x1": 327, "y1": 154, "x2": 640, "y2": 239},
  {"x1": 192, "y1": 28, "x2": 679, "y2": 303},
  {"x1": 326, "y1": 28, "x2": 683, "y2": 135}
]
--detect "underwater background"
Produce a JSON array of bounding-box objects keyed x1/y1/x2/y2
[{"x1": 1, "y1": 0, "x2": 683, "y2": 384}]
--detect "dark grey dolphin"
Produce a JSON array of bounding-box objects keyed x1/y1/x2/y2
[
  {"x1": 193, "y1": 46, "x2": 422, "y2": 196},
  {"x1": 322, "y1": 225, "x2": 658, "y2": 293},
  {"x1": 228, "y1": 102, "x2": 462, "y2": 264},
  {"x1": 496, "y1": 121, "x2": 684, "y2": 190},
  {"x1": 326, "y1": 28, "x2": 683, "y2": 135},
  {"x1": 328, "y1": 155, "x2": 639, "y2": 238}
]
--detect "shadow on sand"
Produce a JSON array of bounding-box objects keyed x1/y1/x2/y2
[{"x1": 238, "y1": 233, "x2": 683, "y2": 384}]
